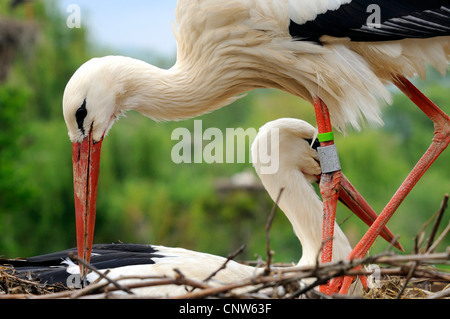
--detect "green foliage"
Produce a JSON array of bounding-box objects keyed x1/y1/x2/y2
[
  {"x1": 0, "y1": 84, "x2": 33, "y2": 254},
  {"x1": 0, "y1": 2, "x2": 448, "y2": 263}
]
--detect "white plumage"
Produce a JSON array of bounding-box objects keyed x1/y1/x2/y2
[{"x1": 288, "y1": 0, "x2": 353, "y2": 25}]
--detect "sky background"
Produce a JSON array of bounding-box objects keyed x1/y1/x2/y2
[{"x1": 58, "y1": 0, "x2": 178, "y2": 57}]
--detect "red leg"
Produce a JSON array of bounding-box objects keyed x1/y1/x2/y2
[
  {"x1": 395, "y1": 76, "x2": 449, "y2": 126},
  {"x1": 313, "y1": 97, "x2": 341, "y2": 294},
  {"x1": 332, "y1": 76, "x2": 449, "y2": 294},
  {"x1": 335, "y1": 266, "x2": 368, "y2": 295}
]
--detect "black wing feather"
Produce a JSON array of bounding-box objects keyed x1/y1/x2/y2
[
  {"x1": 0, "y1": 243, "x2": 164, "y2": 285},
  {"x1": 289, "y1": 0, "x2": 450, "y2": 43}
]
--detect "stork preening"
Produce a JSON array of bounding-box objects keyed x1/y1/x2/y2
[
  {"x1": 62, "y1": 0, "x2": 449, "y2": 294},
  {"x1": 2, "y1": 119, "x2": 399, "y2": 297}
]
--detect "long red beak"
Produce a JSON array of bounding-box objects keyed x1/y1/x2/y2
[
  {"x1": 72, "y1": 130, "x2": 103, "y2": 278},
  {"x1": 319, "y1": 174, "x2": 404, "y2": 252}
]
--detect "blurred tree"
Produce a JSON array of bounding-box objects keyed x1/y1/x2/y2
[
  {"x1": 0, "y1": 84, "x2": 33, "y2": 254},
  {"x1": 0, "y1": 0, "x2": 89, "y2": 256}
]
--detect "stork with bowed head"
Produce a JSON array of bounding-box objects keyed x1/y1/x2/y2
[
  {"x1": 3, "y1": 118, "x2": 399, "y2": 297},
  {"x1": 63, "y1": 0, "x2": 449, "y2": 294}
]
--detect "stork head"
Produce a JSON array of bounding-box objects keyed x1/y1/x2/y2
[
  {"x1": 62, "y1": 57, "x2": 128, "y2": 275},
  {"x1": 63, "y1": 57, "x2": 125, "y2": 144}
]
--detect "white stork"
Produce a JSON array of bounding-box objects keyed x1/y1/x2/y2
[
  {"x1": 2, "y1": 118, "x2": 400, "y2": 297},
  {"x1": 62, "y1": 0, "x2": 449, "y2": 294}
]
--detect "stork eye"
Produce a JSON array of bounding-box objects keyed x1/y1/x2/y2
[
  {"x1": 304, "y1": 138, "x2": 320, "y2": 150},
  {"x1": 76, "y1": 99, "x2": 88, "y2": 134}
]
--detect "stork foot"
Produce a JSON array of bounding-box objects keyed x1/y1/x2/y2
[{"x1": 329, "y1": 264, "x2": 368, "y2": 295}]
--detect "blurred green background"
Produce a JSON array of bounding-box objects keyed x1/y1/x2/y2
[{"x1": 0, "y1": 1, "x2": 448, "y2": 264}]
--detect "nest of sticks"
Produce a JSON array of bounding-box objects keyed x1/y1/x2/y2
[{"x1": 1, "y1": 194, "x2": 448, "y2": 299}]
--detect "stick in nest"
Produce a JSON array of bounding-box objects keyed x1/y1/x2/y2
[
  {"x1": 395, "y1": 193, "x2": 448, "y2": 299},
  {"x1": 202, "y1": 244, "x2": 246, "y2": 283},
  {"x1": 69, "y1": 253, "x2": 134, "y2": 295},
  {"x1": 426, "y1": 194, "x2": 448, "y2": 252}
]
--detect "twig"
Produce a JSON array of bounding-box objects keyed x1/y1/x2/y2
[
  {"x1": 312, "y1": 235, "x2": 334, "y2": 278},
  {"x1": 396, "y1": 197, "x2": 448, "y2": 299},
  {"x1": 288, "y1": 277, "x2": 329, "y2": 299},
  {"x1": 427, "y1": 286, "x2": 450, "y2": 299},
  {"x1": 395, "y1": 261, "x2": 417, "y2": 299},
  {"x1": 76, "y1": 273, "x2": 213, "y2": 299},
  {"x1": 265, "y1": 188, "x2": 284, "y2": 274},
  {"x1": 384, "y1": 235, "x2": 402, "y2": 254},
  {"x1": 426, "y1": 194, "x2": 448, "y2": 252},
  {"x1": 176, "y1": 270, "x2": 310, "y2": 299},
  {"x1": 203, "y1": 244, "x2": 246, "y2": 282},
  {"x1": 69, "y1": 253, "x2": 134, "y2": 295},
  {"x1": 338, "y1": 212, "x2": 353, "y2": 227},
  {"x1": 427, "y1": 220, "x2": 450, "y2": 254}
]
